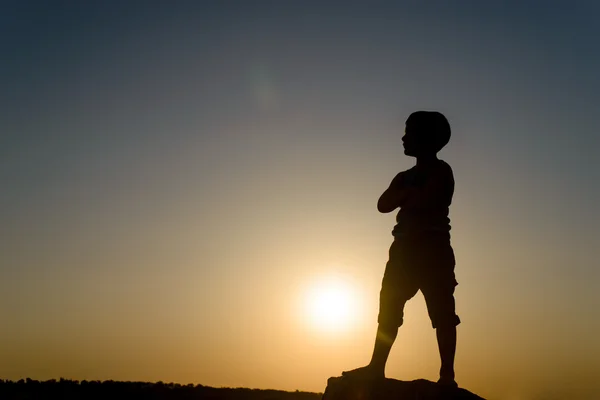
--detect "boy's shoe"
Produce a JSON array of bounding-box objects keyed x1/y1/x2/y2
[
  {"x1": 341, "y1": 366, "x2": 385, "y2": 381},
  {"x1": 436, "y1": 376, "x2": 458, "y2": 388}
]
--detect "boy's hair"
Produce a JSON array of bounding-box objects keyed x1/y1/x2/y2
[{"x1": 407, "y1": 111, "x2": 451, "y2": 153}]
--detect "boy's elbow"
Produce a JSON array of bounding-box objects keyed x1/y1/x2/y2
[{"x1": 377, "y1": 198, "x2": 396, "y2": 213}]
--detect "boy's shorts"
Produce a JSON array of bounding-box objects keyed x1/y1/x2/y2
[{"x1": 378, "y1": 234, "x2": 460, "y2": 329}]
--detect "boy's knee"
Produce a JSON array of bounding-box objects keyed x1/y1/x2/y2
[
  {"x1": 377, "y1": 321, "x2": 400, "y2": 345},
  {"x1": 431, "y1": 314, "x2": 461, "y2": 329},
  {"x1": 377, "y1": 312, "x2": 404, "y2": 329}
]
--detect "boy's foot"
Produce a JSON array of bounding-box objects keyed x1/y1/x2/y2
[
  {"x1": 341, "y1": 365, "x2": 385, "y2": 381},
  {"x1": 436, "y1": 376, "x2": 458, "y2": 389}
]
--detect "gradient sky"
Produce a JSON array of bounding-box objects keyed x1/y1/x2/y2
[{"x1": 1, "y1": 1, "x2": 599, "y2": 399}]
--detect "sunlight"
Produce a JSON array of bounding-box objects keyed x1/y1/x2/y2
[{"x1": 303, "y1": 275, "x2": 363, "y2": 333}]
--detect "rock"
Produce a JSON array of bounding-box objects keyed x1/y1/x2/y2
[{"x1": 322, "y1": 376, "x2": 486, "y2": 400}]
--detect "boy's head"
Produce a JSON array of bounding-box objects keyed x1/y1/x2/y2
[{"x1": 402, "y1": 111, "x2": 451, "y2": 157}]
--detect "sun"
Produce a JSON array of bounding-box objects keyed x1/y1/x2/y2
[{"x1": 303, "y1": 275, "x2": 362, "y2": 333}]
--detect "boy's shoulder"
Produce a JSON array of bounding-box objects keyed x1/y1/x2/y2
[
  {"x1": 436, "y1": 158, "x2": 453, "y2": 170},
  {"x1": 438, "y1": 159, "x2": 453, "y2": 175},
  {"x1": 418, "y1": 160, "x2": 453, "y2": 187},
  {"x1": 415, "y1": 159, "x2": 453, "y2": 176},
  {"x1": 436, "y1": 159, "x2": 454, "y2": 183},
  {"x1": 395, "y1": 160, "x2": 453, "y2": 187}
]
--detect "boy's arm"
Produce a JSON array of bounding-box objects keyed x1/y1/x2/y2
[{"x1": 377, "y1": 172, "x2": 412, "y2": 213}]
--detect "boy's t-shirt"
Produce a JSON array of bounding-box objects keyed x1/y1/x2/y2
[{"x1": 392, "y1": 159, "x2": 454, "y2": 238}]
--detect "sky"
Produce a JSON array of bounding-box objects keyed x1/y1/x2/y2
[{"x1": 1, "y1": 1, "x2": 599, "y2": 399}]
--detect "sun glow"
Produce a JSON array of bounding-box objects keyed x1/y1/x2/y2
[{"x1": 303, "y1": 275, "x2": 363, "y2": 333}]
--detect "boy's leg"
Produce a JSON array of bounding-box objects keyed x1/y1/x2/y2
[
  {"x1": 343, "y1": 243, "x2": 417, "y2": 379},
  {"x1": 342, "y1": 323, "x2": 398, "y2": 379},
  {"x1": 419, "y1": 237, "x2": 460, "y2": 386},
  {"x1": 370, "y1": 322, "x2": 399, "y2": 373},
  {"x1": 422, "y1": 273, "x2": 460, "y2": 386},
  {"x1": 436, "y1": 324, "x2": 456, "y2": 384}
]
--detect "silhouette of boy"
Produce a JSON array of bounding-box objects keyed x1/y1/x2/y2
[{"x1": 343, "y1": 111, "x2": 460, "y2": 387}]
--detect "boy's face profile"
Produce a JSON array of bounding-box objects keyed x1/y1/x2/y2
[{"x1": 402, "y1": 121, "x2": 429, "y2": 157}]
